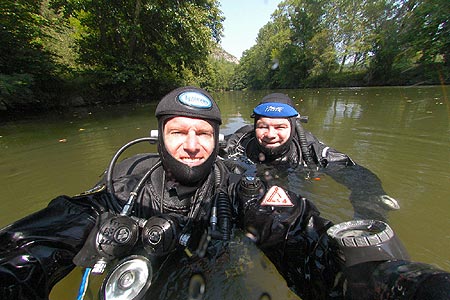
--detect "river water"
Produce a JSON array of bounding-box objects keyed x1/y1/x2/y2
[{"x1": 0, "y1": 86, "x2": 449, "y2": 298}]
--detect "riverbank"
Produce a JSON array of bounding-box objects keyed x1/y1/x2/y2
[{"x1": 1, "y1": 65, "x2": 448, "y2": 117}]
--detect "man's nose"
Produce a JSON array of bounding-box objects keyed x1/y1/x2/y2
[
  {"x1": 266, "y1": 126, "x2": 277, "y2": 138},
  {"x1": 184, "y1": 131, "x2": 200, "y2": 152}
]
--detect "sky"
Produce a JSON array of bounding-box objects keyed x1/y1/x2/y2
[{"x1": 219, "y1": 0, "x2": 282, "y2": 59}]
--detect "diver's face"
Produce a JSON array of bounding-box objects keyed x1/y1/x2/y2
[
  {"x1": 255, "y1": 117, "x2": 291, "y2": 149},
  {"x1": 163, "y1": 116, "x2": 215, "y2": 167}
]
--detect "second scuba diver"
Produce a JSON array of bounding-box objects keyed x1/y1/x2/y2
[{"x1": 221, "y1": 92, "x2": 401, "y2": 222}]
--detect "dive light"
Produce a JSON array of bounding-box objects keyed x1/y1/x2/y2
[
  {"x1": 101, "y1": 255, "x2": 153, "y2": 300},
  {"x1": 327, "y1": 219, "x2": 409, "y2": 267}
]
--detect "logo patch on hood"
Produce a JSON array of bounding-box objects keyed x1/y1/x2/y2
[
  {"x1": 253, "y1": 102, "x2": 298, "y2": 118},
  {"x1": 178, "y1": 91, "x2": 212, "y2": 109}
]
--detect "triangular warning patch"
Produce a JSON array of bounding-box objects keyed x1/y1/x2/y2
[{"x1": 260, "y1": 186, "x2": 294, "y2": 207}]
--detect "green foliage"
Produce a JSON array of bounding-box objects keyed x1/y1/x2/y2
[
  {"x1": 204, "y1": 56, "x2": 237, "y2": 91},
  {"x1": 40, "y1": 0, "x2": 79, "y2": 71},
  {"x1": 0, "y1": 0, "x2": 65, "y2": 111},
  {"x1": 1, "y1": 0, "x2": 51, "y2": 75},
  {"x1": 0, "y1": 74, "x2": 35, "y2": 110},
  {"x1": 1, "y1": 0, "x2": 448, "y2": 112},
  {"x1": 48, "y1": 0, "x2": 224, "y2": 100},
  {"x1": 238, "y1": 0, "x2": 449, "y2": 89},
  {"x1": 1, "y1": 0, "x2": 225, "y2": 111},
  {"x1": 398, "y1": 0, "x2": 450, "y2": 66}
]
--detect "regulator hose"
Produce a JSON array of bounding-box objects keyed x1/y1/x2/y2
[
  {"x1": 212, "y1": 163, "x2": 232, "y2": 240},
  {"x1": 106, "y1": 137, "x2": 156, "y2": 203},
  {"x1": 295, "y1": 119, "x2": 315, "y2": 166},
  {"x1": 216, "y1": 191, "x2": 232, "y2": 241},
  {"x1": 120, "y1": 161, "x2": 161, "y2": 216}
]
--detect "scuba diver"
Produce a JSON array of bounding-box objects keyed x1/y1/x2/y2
[
  {"x1": 221, "y1": 92, "x2": 401, "y2": 222},
  {"x1": 0, "y1": 86, "x2": 449, "y2": 300}
]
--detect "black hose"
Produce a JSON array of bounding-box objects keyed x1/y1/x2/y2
[
  {"x1": 295, "y1": 119, "x2": 315, "y2": 166},
  {"x1": 211, "y1": 163, "x2": 231, "y2": 240},
  {"x1": 106, "y1": 137, "x2": 156, "y2": 202},
  {"x1": 120, "y1": 161, "x2": 161, "y2": 216},
  {"x1": 214, "y1": 163, "x2": 222, "y2": 187},
  {"x1": 216, "y1": 191, "x2": 232, "y2": 241}
]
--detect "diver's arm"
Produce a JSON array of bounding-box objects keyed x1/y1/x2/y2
[
  {"x1": 323, "y1": 163, "x2": 399, "y2": 221},
  {"x1": 306, "y1": 134, "x2": 399, "y2": 221},
  {"x1": 0, "y1": 195, "x2": 101, "y2": 300},
  {"x1": 240, "y1": 185, "x2": 450, "y2": 300}
]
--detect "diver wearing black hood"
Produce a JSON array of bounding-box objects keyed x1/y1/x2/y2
[
  {"x1": 155, "y1": 86, "x2": 221, "y2": 186},
  {"x1": 109, "y1": 86, "x2": 225, "y2": 217},
  {"x1": 0, "y1": 86, "x2": 241, "y2": 299},
  {"x1": 222, "y1": 93, "x2": 401, "y2": 222}
]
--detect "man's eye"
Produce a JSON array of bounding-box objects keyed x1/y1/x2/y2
[
  {"x1": 170, "y1": 131, "x2": 183, "y2": 135},
  {"x1": 199, "y1": 132, "x2": 213, "y2": 137}
]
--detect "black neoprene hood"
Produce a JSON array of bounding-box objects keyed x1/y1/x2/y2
[
  {"x1": 155, "y1": 86, "x2": 221, "y2": 186},
  {"x1": 155, "y1": 86, "x2": 222, "y2": 124},
  {"x1": 252, "y1": 93, "x2": 298, "y2": 159}
]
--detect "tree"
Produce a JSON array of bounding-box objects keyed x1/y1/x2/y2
[
  {"x1": 399, "y1": 0, "x2": 450, "y2": 66},
  {"x1": 50, "y1": 0, "x2": 224, "y2": 99},
  {"x1": 0, "y1": 0, "x2": 59, "y2": 110}
]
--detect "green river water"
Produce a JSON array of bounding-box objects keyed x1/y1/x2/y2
[{"x1": 0, "y1": 86, "x2": 449, "y2": 299}]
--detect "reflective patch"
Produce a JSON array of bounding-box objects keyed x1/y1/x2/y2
[
  {"x1": 322, "y1": 146, "x2": 330, "y2": 158},
  {"x1": 253, "y1": 102, "x2": 298, "y2": 118},
  {"x1": 260, "y1": 186, "x2": 294, "y2": 207},
  {"x1": 178, "y1": 91, "x2": 212, "y2": 109}
]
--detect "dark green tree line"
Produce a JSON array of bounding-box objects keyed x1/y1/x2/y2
[
  {"x1": 235, "y1": 0, "x2": 449, "y2": 89},
  {"x1": 2, "y1": 0, "x2": 448, "y2": 112},
  {"x1": 0, "y1": 0, "x2": 60, "y2": 111},
  {"x1": 1, "y1": 0, "x2": 226, "y2": 112},
  {"x1": 49, "y1": 0, "x2": 225, "y2": 101}
]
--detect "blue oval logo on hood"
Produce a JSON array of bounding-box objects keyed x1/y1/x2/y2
[{"x1": 178, "y1": 91, "x2": 212, "y2": 109}]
